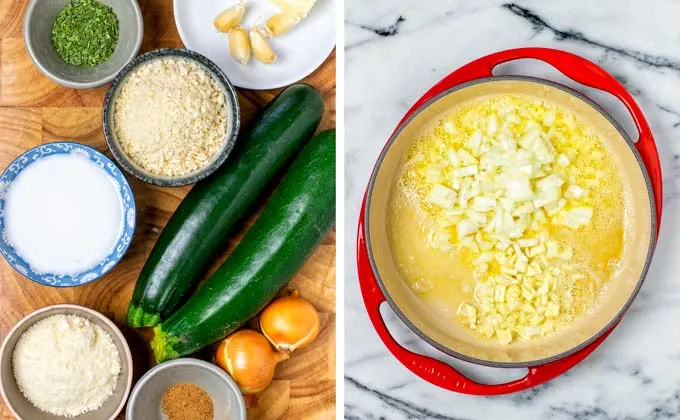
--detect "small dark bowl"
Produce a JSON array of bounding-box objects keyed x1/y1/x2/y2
[
  {"x1": 23, "y1": 0, "x2": 143, "y2": 89},
  {"x1": 103, "y1": 48, "x2": 240, "y2": 187}
]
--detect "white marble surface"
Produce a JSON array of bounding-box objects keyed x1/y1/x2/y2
[{"x1": 344, "y1": 1, "x2": 680, "y2": 419}]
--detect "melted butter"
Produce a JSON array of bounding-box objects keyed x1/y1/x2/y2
[{"x1": 387, "y1": 94, "x2": 626, "y2": 341}]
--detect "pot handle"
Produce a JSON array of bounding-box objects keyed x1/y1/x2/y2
[
  {"x1": 407, "y1": 48, "x2": 662, "y2": 231},
  {"x1": 358, "y1": 203, "x2": 611, "y2": 395}
]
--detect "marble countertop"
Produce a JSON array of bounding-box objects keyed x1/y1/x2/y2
[{"x1": 344, "y1": 1, "x2": 680, "y2": 419}]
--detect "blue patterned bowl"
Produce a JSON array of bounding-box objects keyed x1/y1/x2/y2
[{"x1": 0, "y1": 143, "x2": 136, "y2": 287}]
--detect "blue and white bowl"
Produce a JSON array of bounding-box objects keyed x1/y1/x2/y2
[{"x1": 0, "y1": 143, "x2": 136, "y2": 287}]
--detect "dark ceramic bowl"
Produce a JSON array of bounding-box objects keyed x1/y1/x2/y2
[
  {"x1": 23, "y1": 0, "x2": 143, "y2": 89},
  {"x1": 103, "y1": 48, "x2": 240, "y2": 187}
]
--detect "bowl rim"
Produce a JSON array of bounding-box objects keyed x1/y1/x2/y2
[
  {"x1": 0, "y1": 142, "x2": 137, "y2": 287},
  {"x1": 102, "y1": 48, "x2": 242, "y2": 187},
  {"x1": 125, "y1": 357, "x2": 247, "y2": 420},
  {"x1": 22, "y1": 0, "x2": 144, "y2": 90},
  {"x1": 363, "y1": 75, "x2": 657, "y2": 368},
  {"x1": 0, "y1": 304, "x2": 134, "y2": 420}
]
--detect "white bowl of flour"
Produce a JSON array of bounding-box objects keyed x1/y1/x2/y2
[{"x1": 0, "y1": 304, "x2": 133, "y2": 420}]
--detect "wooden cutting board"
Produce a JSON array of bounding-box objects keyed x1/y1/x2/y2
[{"x1": 0, "y1": 1, "x2": 336, "y2": 419}]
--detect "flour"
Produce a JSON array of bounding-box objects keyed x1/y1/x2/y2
[{"x1": 12, "y1": 314, "x2": 121, "y2": 417}]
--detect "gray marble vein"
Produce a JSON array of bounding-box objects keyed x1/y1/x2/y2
[
  {"x1": 344, "y1": 0, "x2": 680, "y2": 419},
  {"x1": 503, "y1": 3, "x2": 680, "y2": 72},
  {"x1": 356, "y1": 16, "x2": 406, "y2": 37}
]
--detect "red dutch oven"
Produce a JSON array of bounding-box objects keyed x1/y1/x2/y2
[{"x1": 357, "y1": 48, "x2": 663, "y2": 395}]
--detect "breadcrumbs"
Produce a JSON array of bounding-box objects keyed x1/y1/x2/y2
[{"x1": 113, "y1": 58, "x2": 228, "y2": 177}]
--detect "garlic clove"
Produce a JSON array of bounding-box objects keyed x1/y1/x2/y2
[
  {"x1": 265, "y1": 11, "x2": 302, "y2": 37},
  {"x1": 214, "y1": 0, "x2": 246, "y2": 33},
  {"x1": 250, "y1": 27, "x2": 277, "y2": 64},
  {"x1": 229, "y1": 26, "x2": 251, "y2": 66}
]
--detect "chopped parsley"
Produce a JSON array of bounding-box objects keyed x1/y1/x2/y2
[{"x1": 51, "y1": 0, "x2": 119, "y2": 68}]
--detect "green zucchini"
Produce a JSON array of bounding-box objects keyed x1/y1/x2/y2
[
  {"x1": 151, "y1": 129, "x2": 336, "y2": 362},
  {"x1": 126, "y1": 84, "x2": 324, "y2": 328}
]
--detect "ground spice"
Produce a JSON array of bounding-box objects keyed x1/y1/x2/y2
[{"x1": 162, "y1": 383, "x2": 214, "y2": 420}]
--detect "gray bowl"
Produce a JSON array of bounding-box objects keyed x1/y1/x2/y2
[
  {"x1": 126, "y1": 358, "x2": 246, "y2": 420},
  {"x1": 23, "y1": 0, "x2": 143, "y2": 89},
  {"x1": 0, "y1": 305, "x2": 134, "y2": 420},
  {"x1": 102, "y1": 48, "x2": 241, "y2": 187}
]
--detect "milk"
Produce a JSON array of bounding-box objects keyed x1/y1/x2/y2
[{"x1": 3, "y1": 154, "x2": 124, "y2": 275}]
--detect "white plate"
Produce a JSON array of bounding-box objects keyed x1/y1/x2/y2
[{"x1": 174, "y1": 0, "x2": 335, "y2": 90}]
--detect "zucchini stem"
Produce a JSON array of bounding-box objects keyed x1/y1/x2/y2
[
  {"x1": 126, "y1": 304, "x2": 161, "y2": 328},
  {"x1": 152, "y1": 324, "x2": 180, "y2": 363}
]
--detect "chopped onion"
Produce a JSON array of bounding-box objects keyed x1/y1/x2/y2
[
  {"x1": 467, "y1": 131, "x2": 483, "y2": 154},
  {"x1": 448, "y1": 149, "x2": 460, "y2": 167},
  {"x1": 543, "y1": 111, "x2": 556, "y2": 127},
  {"x1": 517, "y1": 238, "x2": 538, "y2": 248},
  {"x1": 453, "y1": 165, "x2": 478, "y2": 177},
  {"x1": 457, "y1": 149, "x2": 478, "y2": 165},
  {"x1": 410, "y1": 100, "x2": 601, "y2": 345},
  {"x1": 565, "y1": 184, "x2": 587, "y2": 199},
  {"x1": 443, "y1": 121, "x2": 457, "y2": 134},
  {"x1": 557, "y1": 153, "x2": 570, "y2": 166},
  {"x1": 472, "y1": 196, "x2": 497, "y2": 212},
  {"x1": 506, "y1": 177, "x2": 532, "y2": 201},
  {"x1": 532, "y1": 187, "x2": 560, "y2": 209},
  {"x1": 457, "y1": 219, "x2": 479, "y2": 239},
  {"x1": 555, "y1": 207, "x2": 593, "y2": 229},
  {"x1": 428, "y1": 184, "x2": 456, "y2": 208},
  {"x1": 487, "y1": 114, "x2": 498, "y2": 135}
]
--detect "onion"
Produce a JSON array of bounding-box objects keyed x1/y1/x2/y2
[
  {"x1": 406, "y1": 97, "x2": 605, "y2": 344},
  {"x1": 260, "y1": 295, "x2": 320, "y2": 353},
  {"x1": 215, "y1": 330, "x2": 288, "y2": 394}
]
